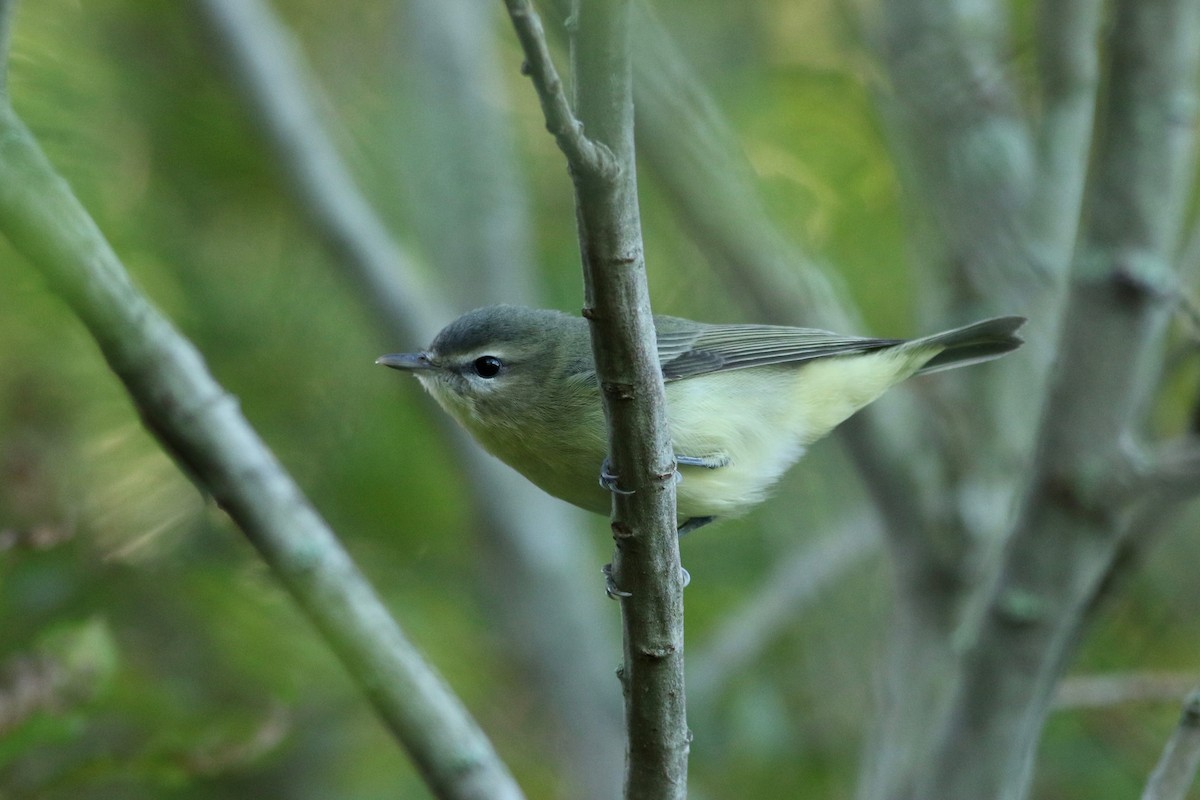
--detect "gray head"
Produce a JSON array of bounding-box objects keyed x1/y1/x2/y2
[{"x1": 376, "y1": 305, "x2": 592, "y2": 422}]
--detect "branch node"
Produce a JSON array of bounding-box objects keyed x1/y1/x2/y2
[
  {"x1": 638, "y1": 643, "x2": 678, "y2": 661},
  {"x1": 601, "y1": 381, "x2": 635, "y2": 401}
]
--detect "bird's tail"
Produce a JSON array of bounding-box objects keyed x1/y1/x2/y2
[{"x1": 910, "y1": 316, "x2": 1027, "y2": 375}]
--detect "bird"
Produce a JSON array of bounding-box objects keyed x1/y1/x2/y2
[{"x1": 377, "y1": 305, "x2": 1024, "y2": 532}]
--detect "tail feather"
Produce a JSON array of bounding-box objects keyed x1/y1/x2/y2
[{"x1": 911, "y1": 316, "x2": 1026, "y2": 375}]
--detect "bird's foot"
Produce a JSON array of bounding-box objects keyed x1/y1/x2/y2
[
  {"x1": 602, "y1": 563, "x2": 632, "y2": 599},
  {"x1": 598, "y1": 457, "x2": 636, "y2": 496},
  {"x1": 601, "y1": 562, "x2": 691, "y2": 599},
  {"x1": 675, "y1": 454, "x2": 731, "y2": 470}
]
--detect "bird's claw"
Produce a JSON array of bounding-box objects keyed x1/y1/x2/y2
[
  {"x1": 675, "y1": 453, "x2": 731, "y2": 470},
  {"x1": 599, "y1": 457, "x2": 636, "y2": 496},
  {"x1": 602, "y1": 563, "x2": 690, "y2": 599},
  {"x1": 602, "y1": 563, "x2": 633, "y2": 599}
]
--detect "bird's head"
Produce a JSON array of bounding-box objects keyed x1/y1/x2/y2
[{"x1": 376, "y1": 305, "x2": 590, "y2": 428}]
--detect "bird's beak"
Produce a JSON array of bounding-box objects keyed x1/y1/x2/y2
[{"x1": 375, "y1": 352, "x2": 436, "y2": 371}]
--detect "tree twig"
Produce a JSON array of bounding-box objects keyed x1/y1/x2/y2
[
  {"x1": 502, "y1": 0, "x2": 614, "y2": 178},
  {"x1": 503, "y1": 1, "x2": 688, "y2": 796},
  {"x1": 0, "y1": 100, "x2": 524, "y2": 800},
  {"x1": 1142, "y1": 690, "x2": 1200, "y2": 800},
  {"x1": 1054, "y1": 673, "x2": 1199, "y2": 711}
]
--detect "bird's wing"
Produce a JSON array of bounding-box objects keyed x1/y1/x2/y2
[{"x1": 655, "y1": 318, "x2": 902, "y2": 382}]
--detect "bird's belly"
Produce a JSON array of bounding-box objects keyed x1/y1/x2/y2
[{"x1": 667, "y1": 371, "x2": 811, "y2": 519}]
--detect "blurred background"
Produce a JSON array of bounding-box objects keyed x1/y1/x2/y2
[{"x1": 1, "y1": 0, "x2": 1199, "y2": 798}]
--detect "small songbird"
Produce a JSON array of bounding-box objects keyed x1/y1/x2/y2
[{"x1": 377, "y1": 305, "x2": 1024, "y2": 532}]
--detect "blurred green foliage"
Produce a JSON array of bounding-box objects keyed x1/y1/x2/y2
[{"x1": 1, "y1": 1, "x2": 1198, "y2": 798}]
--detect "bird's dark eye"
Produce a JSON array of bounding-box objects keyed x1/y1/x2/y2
[{"x1": 472, "y1": 355, "x2": 503, "y2": 378}]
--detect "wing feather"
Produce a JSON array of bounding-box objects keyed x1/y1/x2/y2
[{"x1": 655, "y1": 318, "x2": 902, "y2": 381}]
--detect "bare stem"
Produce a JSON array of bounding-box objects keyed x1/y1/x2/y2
[
  {"x1": 1142, "y1": 691, "x2": 1200, "y2": 800},
  {"x1": 502, "y1": 0, "x2": 688, "y2": 796},
  {"x1": 0, "y1": 100, "x2": 524, "y2": 800},
  {"x1": 502, "y1": 0, "x2": 615, "y2": 177}
]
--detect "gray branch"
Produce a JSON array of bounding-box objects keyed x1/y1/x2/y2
[
  {"x1": 1054, "y1": 673, "x2": 1200, "y2": 711},
  {"x1": 1031, "y1": 0, "x2": 1103, "y2": 264},
  {"x1": 1142, "y1": 691, "x2": 1200, "y2": 800},
  {"x1": 503, "y1": 0, "x2": 614, "y2": 177},
  {"x1": 504, "y1": 0, "x2": 689, "y2": 796},
  {"x1": 920, "y1": 0, "x2": 1200, "y2": 796},
  {"x1": 0, "y1": 101, "x2": 523, "y2": 800}
]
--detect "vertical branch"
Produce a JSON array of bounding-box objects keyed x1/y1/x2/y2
[
  {"x1": 570, "y1": 0, "x2": 688, "y2": 794},
  {"x1": 503, "y1": 0, "x2": 688, "y2": 796},
  {"x1": 920, "y1": 0, "x2": 1200, "y2": 796},
  {"x1": 392, "y1": 0, "x2": 625, "y2": 793},
  {"x1": 1031, "y1": 0, "x2": 1103, "y2": 266}
]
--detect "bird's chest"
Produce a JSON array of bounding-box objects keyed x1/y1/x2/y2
[{"x1": 453, "y1": 389, "x2": 613, "y2": 514}]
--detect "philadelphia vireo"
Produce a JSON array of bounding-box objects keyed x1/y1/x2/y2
[{"x1": 377, "y1": 305, "x2": 1024, "y2": 531}]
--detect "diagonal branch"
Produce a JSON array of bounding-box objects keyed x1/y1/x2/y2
[
  {"x1": 0, "y1": 99, "x2": 523, "y2": 800},
  {"x1": 689, "y1": 515, "x2": 881, "y2": 706},
  {"x1": 1142, "y1": 690, "x2": 1200, "y2": 800}
]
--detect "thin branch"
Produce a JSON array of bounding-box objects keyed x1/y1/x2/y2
[
  {"x1": 1054, "y1": 673, "x2": 1200, "y2": 711},
  {"x1": 0, "y1": 101, "x2": 523, "y2": 800},
  {"x1": 504, "y1": 0, "x2": 688, "y2": 796},
  {"x1": 393, "y1": 0, "x2": 624, "y2": 794},
  {"x1": 1142, "y1": 690, "x2": 1200, "y2": 800},
  {"x1": 502, "y1": 0, "x2": 615, "y2": 178}
]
